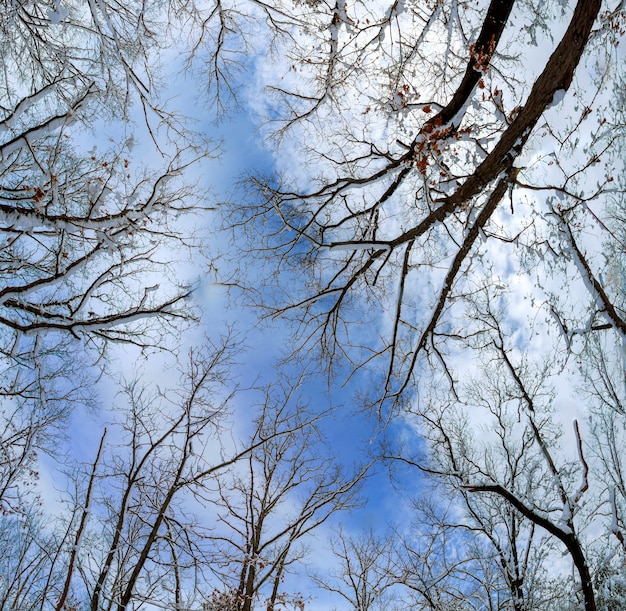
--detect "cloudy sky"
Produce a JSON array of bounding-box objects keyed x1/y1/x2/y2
[{"x1": 12, "y1": 1, "x2": 625, "y2": 609}]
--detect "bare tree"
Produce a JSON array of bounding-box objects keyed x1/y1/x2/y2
[
  {"x1": 207, "y1": 377, "x2": 369, "y2": 611},
  {"x1": 0, "y1": 0, "x2": 220, "y2": 523},
  {"x1": 81, "y1": 341, "x2": 243, "y2": 611},
  {"x1": 380, "y1": 301, "x2": 610, "y2": 611},
  {"x1": 233, "y1": 0, "x2": 623, "y2": 411},
  {"x1": 395, "y1": 499, "x2": 510, "y2": 611},
  {"x1": 0, "y1": 507, "x2": 66, "y2": 610},
  {"x1": 0, "y1": 341, "x2": 235, "y2": 611},
  {"x1": 390, "y1": 481, "x2": 567, "y2": 611},
  {"x1": 310, "y1": 526, "x2": 399, "y2": 611},
  {"x1": 0, "y1": 344, "x2": 372, "y2": 611},
  {"x1": 227, "y1": 2, "x2": 625, "y2": 607},
  {"x1": 0, "y1": 339, "x2": 311, "y2": 611},
  {"x1": 2, "y1": 1, "x2": 624, "y2": 610}
]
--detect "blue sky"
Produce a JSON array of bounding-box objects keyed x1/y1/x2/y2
[
  {"x1": 9, "y1": 1, "x2": 626, "y2": 609},
  {"x1": 28, "y1": 47, "x2": 412, "y2": 608}
]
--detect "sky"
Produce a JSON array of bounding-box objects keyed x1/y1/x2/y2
[
  {"x1": 6, "y1": 1, "x2": 626, "y2": 609},
  {"x1": 27, "y1": 34, "x2": 409, "y2": 608}
]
